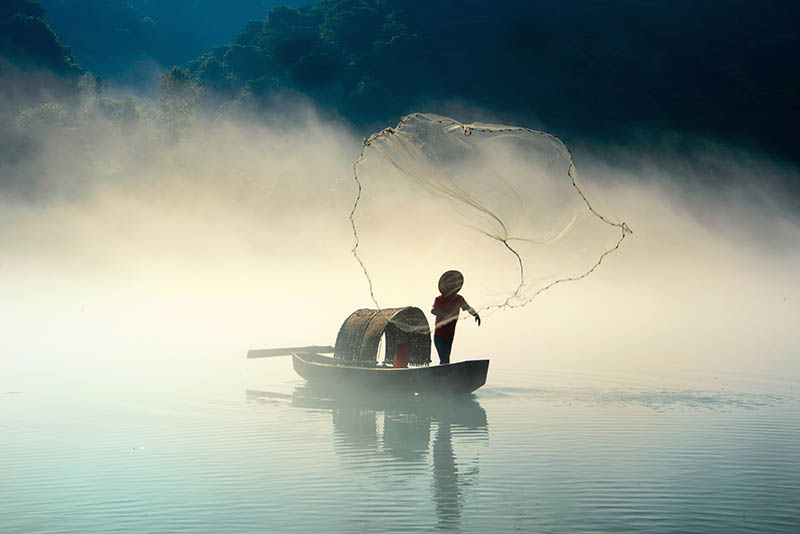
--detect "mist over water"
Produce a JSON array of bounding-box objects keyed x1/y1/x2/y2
[
  {"x1": 2, "y1": 103, "x2": 798, "y2": 388},
  {"x1": 2, "y1": 100, "x2": 799, "y2": 532}
]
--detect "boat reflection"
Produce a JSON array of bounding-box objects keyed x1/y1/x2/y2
[{"x1": 248, "y1": 385, "x2": 488, "y2": 530}]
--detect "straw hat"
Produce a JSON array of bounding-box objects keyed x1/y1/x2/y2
[{"x1": 438, "y1": 270, "x2": 464, "y2": 294}]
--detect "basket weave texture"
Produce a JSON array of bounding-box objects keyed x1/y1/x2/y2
[{"x1": 334, "y1": 307, "x2": 431, "y2": 365}]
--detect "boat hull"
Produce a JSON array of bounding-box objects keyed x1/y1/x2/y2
[{"x1": 292, "y1": 352, "x2": 489, "y2": 395}]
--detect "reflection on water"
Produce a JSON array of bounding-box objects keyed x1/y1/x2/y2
[
  {"x1": 2, "y1": 372, "x2": 798, "y2": 533},
  {"x1": 433, "y1": 420, "x2": 460, "y2": 529},
  {"x1": 249, "y1": 386, "x2": 488, "y2": 530}
]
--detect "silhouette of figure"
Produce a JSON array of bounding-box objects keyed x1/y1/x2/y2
[{"x1": 431, "y1": 270, "x2": 480, "y2": 364}]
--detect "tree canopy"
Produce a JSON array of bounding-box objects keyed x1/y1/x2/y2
[
  {"x1": 36, "y1": 0, "x2": 311, "y2": 83},
  {"x1": 0, "y1": 0, "x2": 82, "y2": 76},
  {"x1": 187, "y1": 0, "x2": 800, "y2": 163},
  {"x1": 2, "y1": 0, "x2": 799, "y2": 176}
]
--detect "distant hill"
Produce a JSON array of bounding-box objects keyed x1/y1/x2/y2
[
  {"x1": 1, "y1": 0, "x2": 83, "y2": 126},
  {"x1": 187, "y1": 0, "x2": 800, "y2": 164},
  {"x1": 2, "y1": 0, "x2": 799, "y2": 194},
  {"x1": 1, "y1": 0, "x2": 81, "y2": 77},
  {"x1": 0, "y1": 0, "x2": 83, "y2": 187},
  {"x1": 37, "y1": 0, "x2": 312, "y2": 84}
]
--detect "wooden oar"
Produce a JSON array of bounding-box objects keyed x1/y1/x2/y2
[{"x1": 247, "y1": 345, "x2": 335, "y2": 359}]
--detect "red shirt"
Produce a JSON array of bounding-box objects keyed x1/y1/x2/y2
[{"x1": 432, "y1": 293, "x2": 466, "y2": 340}]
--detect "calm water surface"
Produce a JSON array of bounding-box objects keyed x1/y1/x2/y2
[{"x1": 2, "y1": 362, "x2": 798, "y2": 533}]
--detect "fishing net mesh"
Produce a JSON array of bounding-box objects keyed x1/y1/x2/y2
[{"x1": 350, "y1": 113, "x2": 631, "y2": 314}]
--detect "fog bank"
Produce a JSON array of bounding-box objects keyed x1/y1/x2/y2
[{"x1": 1, "y1": 103, "x2": 798, "y2": 392}]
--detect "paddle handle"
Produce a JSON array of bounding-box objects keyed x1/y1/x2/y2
[{"x1": 247, "y1": 345, "x2": 335, "y2": 358}]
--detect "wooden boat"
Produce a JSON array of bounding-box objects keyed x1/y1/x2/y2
[
  {"x1": 248, "y1": 306, "x2": 490, "y2": 395},
  {"x1": 291, "y1": 351, "x2": 489, "y2": 394}
]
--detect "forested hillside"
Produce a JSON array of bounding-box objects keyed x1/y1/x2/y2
[
  {"x1": 1, "y1": 0, "x2": 84, "y2": 174},
  {"x1": 2, "y1": 0, "x2": 799, "y2": 169},
  {"x1": 1, "y1": 0, "x2": 81, "y2": 77},
  {"x1": 187, "y1": 0, "x2": 800, "y2": 162},
  {"x1": 37, "y1": 0, "x2": 311, "y2": 83}
]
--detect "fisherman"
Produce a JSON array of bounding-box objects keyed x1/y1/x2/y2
[{"x1": 431, "y1": 270, "x2": 480, "y2": 365}]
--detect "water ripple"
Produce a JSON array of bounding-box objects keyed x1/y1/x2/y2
[
  {"x1": 478, "y1": 385, "x2": 788, "y2": 411},
  {"x1": 2, "y1": 379, "x2": 798, "y2": 532}
]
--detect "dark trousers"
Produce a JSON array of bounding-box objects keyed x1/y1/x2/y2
[{"x1": 434, "y1": 335, "x2": 453, "y2": 365}]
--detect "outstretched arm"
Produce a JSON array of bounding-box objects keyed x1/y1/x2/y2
[{"x1": 460, "y1": 300, "x2": 481, "y2": 326}]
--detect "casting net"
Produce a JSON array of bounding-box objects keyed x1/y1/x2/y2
[{"x1": 350, "y1": 113, "x2": 630, "y2": 314}]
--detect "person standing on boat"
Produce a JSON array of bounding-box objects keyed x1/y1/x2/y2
[{"x1": 431, "y1": 270, "x2": 480, "y2": 365}]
